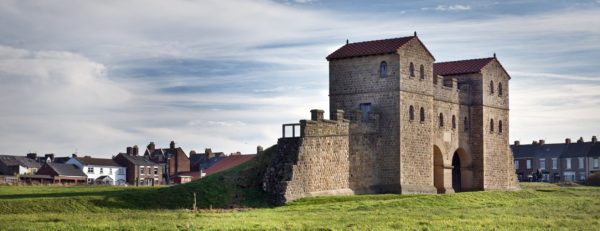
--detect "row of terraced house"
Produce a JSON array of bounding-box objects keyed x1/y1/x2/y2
[
  {"x1": 511, "y1": 136, "x2": 600, "y2": 183},
  {"x1": 0, "y1": 141, "x2": 259, "y2": 186}
]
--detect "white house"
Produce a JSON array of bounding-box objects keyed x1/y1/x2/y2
[{"x1": 66, "y1": 156, "x2": 126, "y2": 185}]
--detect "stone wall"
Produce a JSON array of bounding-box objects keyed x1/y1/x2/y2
[{"x1": 263, "y1": 110, "x2": 353, "y2": 205}]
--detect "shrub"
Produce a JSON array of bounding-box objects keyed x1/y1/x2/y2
[{"x1": 588, "y1": 172, "x2": 600, "y2": 186}]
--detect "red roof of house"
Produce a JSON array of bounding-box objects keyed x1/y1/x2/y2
[
  {"x1": 326, "y1": 36, "x2": 416, "y2": 61},
  {"x1": 433, "y1": 57, "x2": 494, "y2": 77},
  {"x1": 203, "y1": 154, "x2": 256, "y2": 176}
]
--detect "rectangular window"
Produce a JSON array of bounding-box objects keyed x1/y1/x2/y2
[
  {"x1": 99, "y1": 168, "x2": 103, "y2": 174},
  {"x1": 526, "y1": 160, "x2": 532, "y2": 169},
  {"x1": 87, "y1": 167, "x2": 94, "y2": 173},
  {"x1": 580, "y1": 172, "x2": 586, "y2": 181},
  {"x1": 566, "y1": 158, "x2": 571, "y2": 169},
  {"x1": 154, "y1": 167, "x2": 158, "y2": 175},
  {"x1": 140, "y1": 166, "x2": 145, "y2": 175},
  {"x1": 539, "y1": 159, "x2": 545, "y2": 170},
  {"x1": 359, "y1": 103, "x2": 371, "y2": 121},
  {"x1": 579, "y1": 157, "x2": 584, "y2": 169},
  {"x1": 594, "y1": 158, "x2": 599, "y2": 169},
  {"x1": 552, "y1": 158, "x2": 558, "y2": 170},
  {"x1": 514, "y1": 160, "x2": 519, "y2": 170}
]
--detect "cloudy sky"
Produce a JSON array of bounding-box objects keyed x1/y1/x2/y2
[{"x1": 0, "y1": 0, "x2": 599, "y2": 157}]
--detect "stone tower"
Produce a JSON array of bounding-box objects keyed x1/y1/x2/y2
[{"x1": 263, "y1": 34, "x2": 518, "y2": 204}]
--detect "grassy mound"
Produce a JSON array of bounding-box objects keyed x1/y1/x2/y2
[{"x1": 0, "y1": 145, "x2": 276, "y2": 213}]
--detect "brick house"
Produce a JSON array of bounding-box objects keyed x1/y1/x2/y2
[
  {"x1": 113, "y1": 148, "x2": 163, "y2": 186},
  {"x1": 560, "y1": 138, "x2": 593, "y2": 182},
  {"x1": 143, "y1": 141, "x2": 190, "y2": 184},
  {"x1": 33, "y1": 162, "x2": 87, "y2": 184}
]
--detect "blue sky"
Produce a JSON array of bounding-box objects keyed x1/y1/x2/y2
[{"x1": 0, "y1": 0, "x2": 599, "y2": 157}]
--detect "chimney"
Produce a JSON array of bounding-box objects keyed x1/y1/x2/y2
[
  {"x1": 133, "y1": 145, "x2": 139, "y2": 156},
  {"x1": 27, "y1": 153, "x2": 37, "y2": 160},
  {"x1": 566, "y1": 138, "x2": 571, "y2": 144},
  {"x1": 126, "y1": 146, "x2": 133, "y2": 155},
  {"x1": 578, "y1": 137, "x2": 584, "y2": 143},
  {"x1": 45, "y1": 154, "x2": 54, "y2": 162},
  {"x1": 310, "y1": 109, "x2": 324, "y2": 121},
  {"x1": 257, "y1": 145, "x2": 264, "y2": 155},
  {"x1": 532, "y1": 140, "x2": 538, "y2": 145},
  {"x1": 71, "y1": 153, "x2": 77, "y2": 158},
  {"x1": 205, "y1": 148, "x2": 214, "y2": 159},
  {"x1": 331, "y1": 109, "x2": 345, "y2": 121},
  {"x1": 539, "y1": 139, "x2": 545, "y2": 146},
  {"x1": 170, "y1": 141, "x2": 176, "y2": 149},
  {"x1": 189, "y1": 150, "x2": 197, "y2": 155},
  {"x1": 147, "y1": 142, "x2": 155, "y2": 151},
  {"x1": 514, "y1": 140, "x2": 520, "y2": 147},
  {"x1": 592, "y1": 136, "x2": 597, "y2": 143}
]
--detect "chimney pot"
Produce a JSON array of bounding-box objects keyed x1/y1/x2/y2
[
  {"x1": 539, "y1": 139, "x2": 545, "y2": 145},
  {"x1": 566, "y1": 138, "x2": 571, "y2": 144},
  {"x1": 126, "y1": 146, "x2": 133, "y2": 155},
  {"x1": 133, "y1": 145, "x2": 139, "y2": 155},
  {"x1": 310, "y1": 109, "x2": 325, "y2": 121},
  {"x1": 514, "y1": 140, "x2": 520, "y2": 146},
  {"x1": 170, "y1": 141, "x2": 176, "y2": 149},
  {"x1": 592, "y1": 136, "x2": 597, "y2": 143},
  {"x1": 532, "y1": 141, "x2": 538, "y2": 145}
]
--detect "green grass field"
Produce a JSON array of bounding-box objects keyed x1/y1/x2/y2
[
  {"x1": 1, "y1": 148, "x2": 599, "y2": 230},
  {"x1": 1, "y1": 183, "x2": 599, "y2": 230}
]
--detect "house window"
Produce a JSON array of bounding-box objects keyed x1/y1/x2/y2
[
  {"x1": 499, "y1": 120, "x2": 503, "y2": 134},
  {"x1": 514, "y1": 160, "x2": 519, "y2": 170},
  {"x1": 594, "y1": 158, "x2": 599, "y2": 169},
  {"x1": 552, "y1": 158, "x2": 558, "y2": 169},
  {"x1": 409, "y1": 105, "x2": 414, "y2": 121},
  {"x1": 379, "y1": 61, "x2": 387, "y2": 78},
  {"x1": 109, "y1": 168, "x2": 112, "y2": 174},
  {"x1": 140, "y1": 166, "x2": 145, "y2": 175},
  {"x1": 99, "y1": 168, "x2": 103, "y2": 174},
  {"x1": 154, "y1": 167, "x2": 159, "y2": 175},
  {"x1": 452, "y1": 115, "x2": 456, "y2": 129},
  {"x1": 566, "y1": 158, "x2": 572, "y2": 169},
  {"x1": 87, "y1": 167, "x2": 94, "y2": 173},
  {"x1": 464, "y1": 117, "x2": 469, "y2": 131},
  {"x1": 540, "y1": 158, "x2": 546, "y2": 170},
  {"x1": 439, "y1": 113, "x2": 444, "y2": 127},
  {"x1": 499, "y1": 83, "x2": 503, "y2": 96},
  {"x1": 359, "y1": 103, "x2": 371, "y2": 121},
  {"x1": 420, "y1": 107, "x2": 425, "y2": 123},
  {"x1": 409, "y1": 62, "x2": 415, "y2": 77},
  {"x1": 490, "y1": 80, "x2": 494, "y2": 94},
  {"x1": 118, "y1": 168, "x2": 125, "y2": 175},
  {"x1": 580, "y1": 172, "x2": 586, "y2": 181},
  {"x1": 419, "y1": 64, "x2": 425, "y2": 80},
  {"x1": 490, "y1": 119, "x2": 494, "y2": 132},
  {"x1": 579, "y1": 157, "x2": 584, "y2": 169},
  {"x1": 526, "y1": 159, "x2": 532, "y2": 169}
]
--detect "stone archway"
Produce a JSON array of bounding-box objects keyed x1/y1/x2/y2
[
  {"x1": 433, "y1": 145, "x2": 445, "y2": 193},
  {"x1": 452, "y1": 152, "x2": 461, "y2": 192}
]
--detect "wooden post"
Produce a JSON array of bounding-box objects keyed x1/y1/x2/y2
[{"x1": 192, "y1": 192, "x2": 197, "y2": 212}]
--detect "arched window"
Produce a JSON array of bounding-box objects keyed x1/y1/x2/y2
[
  {"x1": 409, "y1": 62, "x2": 415, "y2": 77},
  {"x1": 379, "y1": 61, "x2": 387, "y2": 78},
  {"x1": 464, "y1": 117, "x2": 469, "y2": 131},
  {"x1": 499, "y1": 120, "x2": 503, "y2": 134},
  {"x1": 452, "y1": 115, "x2": 456, "y2": 129},
  {"x1": 498, "y1": 83, "x2": 503, "y2": 96},
  {"x1": 490, "y1": 118, "x2": 494, "y2": 132},
  {"x1": 490, "y1": 80, "x2": 495, "y2": 94},
  {"x1": 420, "y1": 107, "x2": 425, "y2": 122},
  {"x1": 409, "y1": 105, "x2": 414, "y2": 121},
  {"x1": 439, "y1": 113, "x2": 444, "y2": 127},
  {"x1": 419, "y1": 64, "x2": 425, "y2": 80}
]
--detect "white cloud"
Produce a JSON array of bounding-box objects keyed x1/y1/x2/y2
[{"x1": 434, "y1": 4, "x2": 472, "y2": 11}]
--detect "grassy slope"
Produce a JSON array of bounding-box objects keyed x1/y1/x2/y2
[
  {"x1": 0, "y1": 145, "x2": 276, "y2": 213},
  {"x1": 0, "y1": 183, "x2": 599, "y2": 230}
]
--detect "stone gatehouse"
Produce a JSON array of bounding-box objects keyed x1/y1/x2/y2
[{"x1": 263, "y1": 34, "x2": 519, "y2": 204}]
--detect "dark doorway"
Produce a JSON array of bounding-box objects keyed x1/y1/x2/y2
[{"x1": 452, "y1": 152, "x2": 461, "y2": 192}]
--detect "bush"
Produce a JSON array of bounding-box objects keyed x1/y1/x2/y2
[{"x1": 588, "y1": 172, "x2": 600, "y2": 186}]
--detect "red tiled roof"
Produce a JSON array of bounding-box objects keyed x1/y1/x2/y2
[
  {"x1": 203, "y1": 154, "x2": 256, "y2": 176},
  {"x1": 433, "y1": 57, "x2": 494, "y2": 77},
  {"x1": 326, "y1": 36, "x2": 415, "y2": 61}
]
